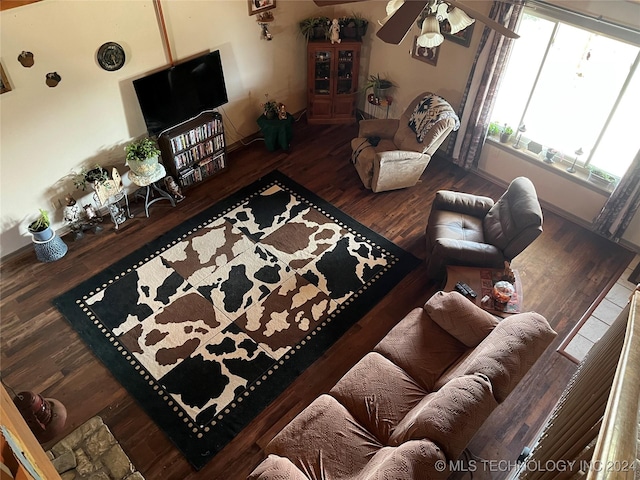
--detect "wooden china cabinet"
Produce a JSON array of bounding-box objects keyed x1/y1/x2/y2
[{"x1": 306, "y1": 40, "x2": 361, "y2": 124}]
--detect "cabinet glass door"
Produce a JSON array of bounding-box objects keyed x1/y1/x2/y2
[
  {"x1": 337, "y1": 49, "x2": 355, "y2": 95},
  {"x1": 313, "y1": 50, "x2": 331, "y2": 95}
]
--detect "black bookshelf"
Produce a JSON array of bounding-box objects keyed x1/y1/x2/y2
[{"x1": 158, "y1": 111, "x2": 227, "y2": 189}]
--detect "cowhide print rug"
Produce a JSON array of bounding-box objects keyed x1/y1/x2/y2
[{"x1": 54, "y1": 170, "x2": 420, "y2": 469}]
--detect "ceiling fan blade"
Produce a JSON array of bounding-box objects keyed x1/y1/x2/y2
[
  {"x1": 376, "y1": 0, "x2": 429, "y2": 44},
  {"x1": 448, "y1": 0, "x2": 520, "y2": 39},
  {"x1": 313, "y1": 0, "x2": 367, "y2": 5}
]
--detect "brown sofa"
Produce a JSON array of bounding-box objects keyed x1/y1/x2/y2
[{"x1": 248, "y1": 291, "x2": 557, "y2": 480}]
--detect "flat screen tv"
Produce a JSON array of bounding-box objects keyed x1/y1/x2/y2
[{"x1": 133, "y1": 50, "x2": 229, "y2": 137}]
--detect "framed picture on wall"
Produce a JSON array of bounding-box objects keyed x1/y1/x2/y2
[
  {"x1": 0, "y1": 63, "x2": 11, "y2": 94},
  {"x1": 411, "y1": 37, "x2": 440, "y2": 66},
  {"x1": 441, "y1": 21, "x2": 475, "y2": 47},
  {"x1": 248, "y1": 0, "x2": 275, "y2": 16}
]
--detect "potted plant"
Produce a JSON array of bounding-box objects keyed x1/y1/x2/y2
[
  {"x1": 262, "y1": 97, "x2": 279, "y2": 119},
  {"x1": 587, "y1": 166, "x2": 616, "y2": 187},
  {"x1": 28, "y1": 209, "x2": 53, "y2": 242},
  {"x1": 73, "y1": 165, "x2": 110, "y2": 191},
  {"x1": 125, "y1": 137, "x2": 161, "y2": 177},
  {"x1": 487, "y1": 121, "x2": 500, "y2": 138},
  {"x1": 339, "y1": 14, "x2": 368, "y2": 40},
  {"x1": 500, "y1": 124, "x2": 513, "y2": 143},
  {"x1": 339, "y1": 17, "x2": 357, "y2": 39},
  {"x1": 27, "y1": 208, "x2": 68, "y2": 261},
  {"x1": 351, "y1": 12, "x2": 368, "y2": 39},
  {"x1": 362, "y1": 74, "x2": 394, "y2": 99},
  {"x1": 299, "y1": 17, "x2": 330, "y2": 41}
]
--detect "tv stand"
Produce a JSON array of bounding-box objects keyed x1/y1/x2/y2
[{"x1": 157, "y1": 111, "x2": 228, "y2": 189}]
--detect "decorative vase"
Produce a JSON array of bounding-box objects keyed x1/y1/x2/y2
[
  {"x1": 31, "y1": 229, "x2": 68, "y2": 262},
  {"x1": 29, "y1": 225, "x2": 54, "y2": 242},
  {"x1": 341, "y1": 26, "x2": 357, "y2": 39},
  {"x1": 13, "y1": 391, "x2": 67, "y2": 443},
  {"x1": 128, "y1": 155, "x2": 160, "y2": 177},
  {"x1": 355, "y1": 22, "x2": 368, "y2": 39},
  {"x1": 373, "y1": 86, "x2": 391, "y2": 101}
]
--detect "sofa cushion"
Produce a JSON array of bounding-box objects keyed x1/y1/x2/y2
[
  {"x1": 361, "y1": 440, "x2": 449, "y2": 480},
  {"x1": 248, "y1": 454, "x2": 309, "y2": 480},
  {"x1": 374, "y1": 308, "x2": 468, "y2": 392},
  {"x1": 266, "y1": 394, "x2": 383, "y2": 479},
  {"x1": 433, "y1": 312, "x2": 557, "y2": 402},
  {"x1": 388, "y1": 373, "x2": 498, "y2": 460},
  {"x1": 330, "y1": 352, "x2": 428, "y2": 444},
  {"x1": 424, "y1": 291, "x2": 499, "y2": 347}
]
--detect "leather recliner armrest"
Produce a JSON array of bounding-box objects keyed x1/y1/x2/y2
[
  {"x1": 433, "y1": 190, "x2": 494, "y2": 218},
  {"x1": 358, "y1": 118, "x2": 400, "y2": 139}
]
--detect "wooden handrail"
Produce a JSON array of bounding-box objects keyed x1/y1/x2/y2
[{"x1": 587, "y1": 289, "x2": 640, "y2": 480}]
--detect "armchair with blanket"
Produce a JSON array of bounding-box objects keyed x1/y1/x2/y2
[{"x1": 350, "y1": 92, "x2": 459, "y2": 193}]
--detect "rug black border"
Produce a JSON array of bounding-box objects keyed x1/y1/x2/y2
[{"x1": 53, "y1": 170, "x2": 420, "y2": 470}]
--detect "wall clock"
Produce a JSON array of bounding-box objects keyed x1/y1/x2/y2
[{"x1": 97, "y1": 42, "x2": 125, "y2": 71}]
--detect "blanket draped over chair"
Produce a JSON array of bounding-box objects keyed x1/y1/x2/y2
[{"x1": 408, "y1": 94, "x2": 460, "y2": 143}]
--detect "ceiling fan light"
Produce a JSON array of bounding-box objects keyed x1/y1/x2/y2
[
  {"x1": 447, "y1": 7, "x2": 475, "y2": 34},
  {"x1": 378, "y1": 0, "x2": 404, "y2": 26},
  {"x1": 417, "y1": 15, "x2": 444, "y2": 47}
]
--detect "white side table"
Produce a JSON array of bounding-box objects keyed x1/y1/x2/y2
[{"x1": 128, "y1": 164, "x2": 176, "y2": 217}]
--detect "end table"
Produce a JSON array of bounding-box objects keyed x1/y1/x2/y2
[{"x1": 257, "y1": 113, "x2": 294, "y2": 151}]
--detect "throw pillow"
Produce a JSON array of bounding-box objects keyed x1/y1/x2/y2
[
  {"x1": 425, "y1": 291, "x2": 499, "y2": 347},
  {"x1": 388, "y1": 373, "x2": 498, "y2": 460}
]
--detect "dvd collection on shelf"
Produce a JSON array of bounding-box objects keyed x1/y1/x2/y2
[
  {"x1": 169, "y1": 118, "x2": 223, "y2": 153},
  {"x1": 179, "y1": 152, "x2": 226, "y2": 187},
  {"x1": 160, "y1": 112, "x2": 227, "y2": 188},
  {"x1": 173, "y1": 136, "x2": 225, "y2": 169}
]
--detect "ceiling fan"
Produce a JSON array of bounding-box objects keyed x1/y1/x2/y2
[{"x1": 313, "y1": 0, "x2": 519, "y2": 46}]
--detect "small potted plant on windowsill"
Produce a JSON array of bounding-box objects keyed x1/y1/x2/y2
[
  {"x1": 587, "y1": 166, "x2": 616, "y2": 188},
  {"x1": 500, "y1": 124, "x2": 513, "y2": 143},
  {"x1": 488, "y1": 121, "x2": 501, "y2": 138},
  {"x1": 125, "y1": 137, "x2": 161, "y2": 177}
]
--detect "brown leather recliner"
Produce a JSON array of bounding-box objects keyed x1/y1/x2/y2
[
  {"x1": 350, "y1": 92, "x2": 459, "y2": 193},
  {"x1": 425, "y1": 177, "x2": 543, "y2": 279}
]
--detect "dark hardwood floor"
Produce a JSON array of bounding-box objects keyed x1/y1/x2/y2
[{"x1": 0, "y1": 117, "x2": 634, "y2": 480}]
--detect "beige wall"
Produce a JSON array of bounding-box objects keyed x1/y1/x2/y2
[
  {"x1": 0, "y1": 0, "x2": 317, "y2": 256},
  {"x1": 1, "y1": 0, "x2": 638, "y2": 257}
]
